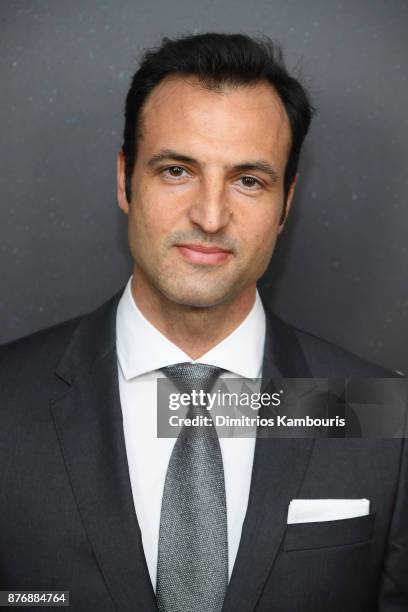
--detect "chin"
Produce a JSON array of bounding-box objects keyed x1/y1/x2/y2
[
  {"x1": 150, "y1": 268, "x2": 246, "y2": 309},
  {"x1": 162, "y1": 286, "x2": 235, "y2": 309},
  {"x1": 172, "y1": 295, "x2": 229, "y2": 309}
]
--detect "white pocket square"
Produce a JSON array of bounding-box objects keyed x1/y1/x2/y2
[{"x1": 287, "y1": 498, "x2": 370, "y2": 524}]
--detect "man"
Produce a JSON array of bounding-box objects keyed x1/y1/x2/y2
[{"x1": 0, "y1": 33, "x2": 407, "y2": 612}]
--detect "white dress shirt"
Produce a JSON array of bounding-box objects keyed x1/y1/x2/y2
[{"x1": 116, "y1": 277, "x2": 266, "y2": 589}]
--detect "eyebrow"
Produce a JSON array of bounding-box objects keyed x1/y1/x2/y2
[{"x1": 146, "y1": 148, "x2": 280, "y2": 183}]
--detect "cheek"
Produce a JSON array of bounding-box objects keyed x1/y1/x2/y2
[
  {"x1": 129, "y1": 185, "x2": 158, "y2": 230},
  {"x1": 134, "y1": 180, "x2": 183, "y2": 226},
  {"x1": 241, "y1": 212, "x2": 281, "y2": 255}
]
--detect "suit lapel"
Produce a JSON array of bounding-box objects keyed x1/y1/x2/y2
[
  {"x1": 222, "y1": 303, "x2": 315, "y2": 612},
  {"x1": 50, "y1": 290, "x2": 158, "y2": 612}
]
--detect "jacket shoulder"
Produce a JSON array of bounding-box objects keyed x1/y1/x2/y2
[
  {"x1": 0, "y1": 288, "x2": 123, "y2": 395},
  {"x1": 0, "y1": 316, "x2": 83, "y2": 390},
  {"x1": 263, "y1": 301, "x2": 402, "y2": 378},
  {"x1": 292, "y1": 324, "x2": 402, "y2": 378}
]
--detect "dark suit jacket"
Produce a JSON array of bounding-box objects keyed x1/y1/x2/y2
[{"x1": 0, "y1": 288, "x2": 407, "y2": 611}]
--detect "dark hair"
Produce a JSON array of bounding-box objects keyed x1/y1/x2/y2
[{"x1": 122, "y1": 32, "x2": 314, "y2": 208}]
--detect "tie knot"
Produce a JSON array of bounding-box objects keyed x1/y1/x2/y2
[{"x1": 161, "y1": 362, "x2": 224, "y2": 396}]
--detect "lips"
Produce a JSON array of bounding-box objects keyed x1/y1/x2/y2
[{"x1": 175, "y1": 243, "x2": 232, "y2": 264}]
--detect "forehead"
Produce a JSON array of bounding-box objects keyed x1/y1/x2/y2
[{"x1": 138, "y1": 75, "x2": 292, "y2": 168}]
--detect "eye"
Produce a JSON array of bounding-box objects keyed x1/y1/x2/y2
[
  {"x1": 238, "y1": 175, "x2": 263, "y2": 190},
  {"x1": 162, "y1": 165, "x2": 188, "y2": 178}
]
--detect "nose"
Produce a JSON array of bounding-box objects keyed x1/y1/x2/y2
[{"x1": 188, "y1": 174, "x2": 231, "y2": 233}]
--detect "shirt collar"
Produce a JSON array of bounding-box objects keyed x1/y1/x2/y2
[{"x1": 116, "y1": 277, "x2": 265, "y2": 380}]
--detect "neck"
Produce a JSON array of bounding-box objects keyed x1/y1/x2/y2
[{"x1": 130, "y1": 274, "x2": 257, "y2": 360}]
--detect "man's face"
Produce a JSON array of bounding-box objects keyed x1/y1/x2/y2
[{"x1": 117, "y1": 75, "x2": 295, "y2": 309}]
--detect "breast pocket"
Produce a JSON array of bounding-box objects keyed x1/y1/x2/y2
[{"x1": 282, "y1": 512, "x2": 376, "y2": 552}]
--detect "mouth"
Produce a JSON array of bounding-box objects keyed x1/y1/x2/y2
[{"x1": 175, "y1": 243, "x2": 232, "y2": 265}]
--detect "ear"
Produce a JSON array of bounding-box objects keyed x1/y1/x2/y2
[
  {"x1": 278, "y1": 173, "x2": 298, "y2": 234},
  {"x1": 117, "y1": 150, "x2": 129, "y2": 214}
]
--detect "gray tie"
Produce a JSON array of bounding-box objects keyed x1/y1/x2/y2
[{"x1": 156, "y1": 362, "x2": 228, "y2": 612}]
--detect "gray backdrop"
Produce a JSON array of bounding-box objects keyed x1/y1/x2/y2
[{"x1": 1, "y1": 0, "x2": 407, "y2": 372}]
